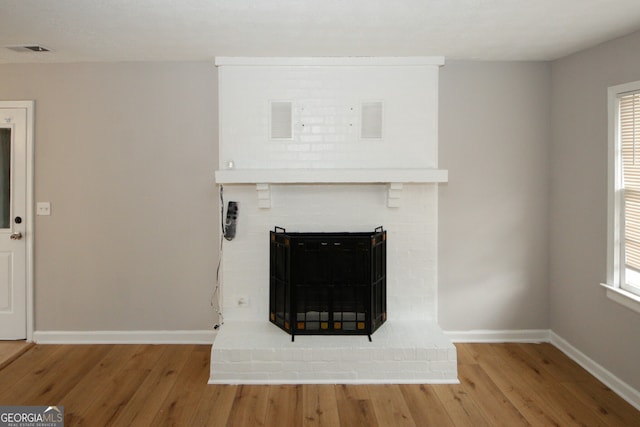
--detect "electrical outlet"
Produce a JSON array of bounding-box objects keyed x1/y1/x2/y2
[{"x1": 236, "y1": 295, "x2": 250, "y2": 308}]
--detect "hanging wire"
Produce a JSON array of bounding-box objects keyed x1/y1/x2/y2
[{"x1": 211, "y1": 185, "x2": 225, "y2": 329}]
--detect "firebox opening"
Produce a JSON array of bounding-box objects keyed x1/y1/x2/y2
[{"x1": 269, "y1": 226, "x2": 387, "y2": 341}]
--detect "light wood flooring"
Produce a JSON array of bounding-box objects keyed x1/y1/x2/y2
[{"x1": 0, "y1": 342, "x2": 638, "y2": 426}]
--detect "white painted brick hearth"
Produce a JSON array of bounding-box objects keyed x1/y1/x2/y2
[
  {"x1": 210, "y1": 321, "x2": 457, "y2": 384},
  {"x1": 211, "y1": 57, "x2": 457, "y2": 384}
]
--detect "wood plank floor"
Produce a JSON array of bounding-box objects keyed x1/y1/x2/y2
[{"x1": 0, "y1": 343, "x2": 638, "y2": 426}]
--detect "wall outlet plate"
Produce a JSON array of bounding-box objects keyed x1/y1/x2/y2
[{"x1": 36, "y1": 202, "x2": 51, "y2": 216}]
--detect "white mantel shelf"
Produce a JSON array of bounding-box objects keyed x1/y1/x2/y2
[
  {"x1": 215, "y1": 168, "x2": 448, "y2": 208},
  {"x1": 215, "y1": 168, "x2": 448, "y2": 184}
]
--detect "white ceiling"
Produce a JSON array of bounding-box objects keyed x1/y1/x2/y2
[{"x1": 2, "y1": 0, "x2": 640, "y2": 63}]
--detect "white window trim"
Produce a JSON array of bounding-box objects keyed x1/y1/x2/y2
[
  {"x1": 600, "y1": 283, "x2": 640, "y2": 314},
  {"x1": 604, "y1": 80, "x2": 640, "y2": 314}
]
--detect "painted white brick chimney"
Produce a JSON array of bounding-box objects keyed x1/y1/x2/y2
[{"x1": 210, "y1": 57, "x2": 457, "y2": 384}]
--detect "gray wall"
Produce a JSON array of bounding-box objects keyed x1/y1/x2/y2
[
  {"x1": 0, "y1": 60, "x2": 554, "y2": 333},
  {"x1": 550, "y1": 30, "x2": 640, "y2": 390},
  {"x1": 0, "y1": 62, "x2": 219, "y2": 330},
  {"x1": 439, "y1": 61, "x2": 551, "y2": 331}
]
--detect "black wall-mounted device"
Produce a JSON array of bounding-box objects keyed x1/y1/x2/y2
[{"x1": 224, "y1": 201, "x2": 238, "y2": 241}]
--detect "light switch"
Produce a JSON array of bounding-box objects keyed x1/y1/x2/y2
[{"x1": 36, "y1": 202, "x2": 51, "y2": 216}]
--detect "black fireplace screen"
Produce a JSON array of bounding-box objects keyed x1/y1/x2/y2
[{"x1": 269, "y1": 226, "x2": 386, "y2": 340}]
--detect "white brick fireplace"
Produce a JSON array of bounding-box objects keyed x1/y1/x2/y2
[{"x1": 210, "y1": 57, "x2": 457, "y2": 384}]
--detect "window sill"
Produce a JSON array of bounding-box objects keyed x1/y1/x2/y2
[{"x1": 600, "y1": 283, "x2": 640, "y2": 314}]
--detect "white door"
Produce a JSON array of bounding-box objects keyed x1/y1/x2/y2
[{"x1": 0, "y1": 104, "x2": 29, "y2": 339}]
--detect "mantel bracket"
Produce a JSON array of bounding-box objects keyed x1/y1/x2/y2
[
  {"x1": 387, "y1": 183, "x2": 403, "y2": 208},
  {"x1": 256, "y1": 183, "x2": 271, "y2": 209}
]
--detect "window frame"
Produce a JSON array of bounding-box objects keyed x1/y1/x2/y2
[{"x1": 604, "y1": 80, "x2": 640, "y2": 313}]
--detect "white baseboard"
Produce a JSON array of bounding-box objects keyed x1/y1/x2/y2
[
  {"x1": 444, "y1": 329, "x2": 550, "y2": 343},
  {"x1": 550, "y1": 331, "x2": 640, "y2": 412},
  {"x1": 33, "y1": 329, "x2": 217, "y2": 344}
]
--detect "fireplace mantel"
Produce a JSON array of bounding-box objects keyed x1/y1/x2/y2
[
  {"x1": 215, "y1": 168, "x2": 448, "y2": 207},
  {"x1": 215, "y1": 168, "x2": 448, "y2": 184}
]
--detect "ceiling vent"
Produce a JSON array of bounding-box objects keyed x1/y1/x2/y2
[{"x1": 5, "y1": 45, "x2": 51, "y2": 53}]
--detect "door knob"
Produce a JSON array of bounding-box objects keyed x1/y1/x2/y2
[{"x1": 10, "y1": 232, "x2": 22, "y2": 240}]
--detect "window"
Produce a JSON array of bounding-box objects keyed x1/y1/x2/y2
[{"x1": 606, "y1": 81, "x2": 640, "y2": 310}]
